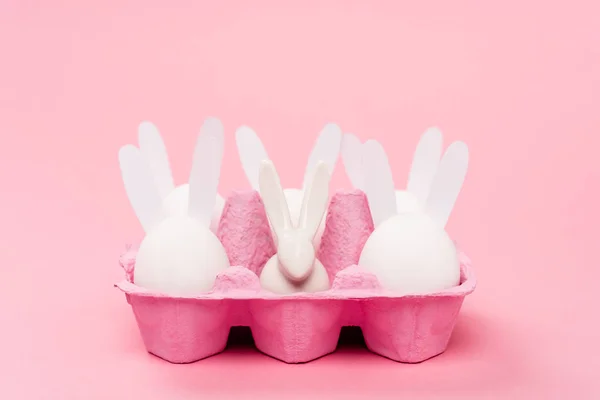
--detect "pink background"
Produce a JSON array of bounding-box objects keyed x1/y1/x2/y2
[{"x1": 1, "y1": 1, "x2": 598, "y2": 398}]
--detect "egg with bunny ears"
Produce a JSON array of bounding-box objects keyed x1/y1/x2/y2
[
  {"x1": 162, "y1": 184, "x2": 225, "y2": 233},
  {"x1": 235, "y1": 123, "x2": 342, "y2": 249},
  {"x1": 119, "y1": 118, "x2": 230, "y2": 296},
  {"x1": 257, "y1": 159, "x2": 331, "y2": 294},
  {"x1": 341, "y1": 128, "x2": 444, "y2": 214},
  {"x1": 357, "y1": 131, "x2": 469, "y2": 295},
  {"x1": 137, "y1": 120, "x2": 225, "y2": 233}
]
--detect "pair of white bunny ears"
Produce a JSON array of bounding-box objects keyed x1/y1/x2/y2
[
  {"x1": 235, "y1": 123, "x2": 343, "y2": 192},
  {"x1": 121, "y1": 119, "x2": 467, "y2": 233},
  {"x1": 119, "y1": 118, "x2": 224, "y2": 232},
  {"x1": 341, "y1": 128, "x2": 469, "y2": 229},
  {"x1": 259, "y1": 160, "x2": 331, "y2": 239}
]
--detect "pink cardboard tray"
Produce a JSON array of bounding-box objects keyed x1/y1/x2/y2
[{"x1": 116, "y1": 190, "x2": 476, "y2": 364}]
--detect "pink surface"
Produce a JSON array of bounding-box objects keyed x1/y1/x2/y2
[
  {"x1": 1, "y1": 1, "x2": 599, "y2": 399},
  {"x1": 118, "y1": 191, "x2": 474, "y2": 364}
]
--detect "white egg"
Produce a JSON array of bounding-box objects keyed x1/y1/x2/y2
[
  {"x1": 163, "y1": 184, "x2": 225, "y2": 233},
  {"x1": 134, "y1": 215, "x2": 230, "y2": 296},
  {"x1": 394, "y1": 190, "x2": 422, "y2": 214},
  {"x1": 162, "y1": 184, "x2": 190, "y2": 216},
  {"x1": 359, "y1": 212, "x2": 460, "y2": 294}
]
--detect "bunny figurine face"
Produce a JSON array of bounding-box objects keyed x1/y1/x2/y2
[
  {"x1": 137, "y1": 119, "x2": 225, "y2": 233},
  {"x1": 357, "y1": 130, "x2": 469, "y2": 295},
  {"x1": 119, "y1": 118, "x2": 230, "y2": 296},
  {"x1": 341, "y1": 128, "x2": 444, "y2": 214},
  {"x1": 257, "y1": 160, "x2": 331, "y2": 294},
  {"x1": 235, "y1": 123, "x2": 342, "y2": 250}
]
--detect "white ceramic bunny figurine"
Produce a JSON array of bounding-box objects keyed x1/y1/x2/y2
[
  {"x1": 358, "y1": 132, "x2": 469, "y2": 295},
  {"x1": 137, "y1": 119, "x2": 225, "y2": 233},
  {"x1": 119, "y1": 118, "x2": 230, "y2": 296},
  {"x1": 341, "y1": 128, "x2": 443, "y2": 213},
  {"x1": 235, "y1": 123, "x2": 342, "y2": 248},
  {"x1": 257, "y1": 159, "x2": 331, "y2": 294}
]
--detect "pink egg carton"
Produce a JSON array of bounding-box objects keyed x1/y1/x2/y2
[{"x1": 116, "y1": 190, "x2": 476, "y2": 364}]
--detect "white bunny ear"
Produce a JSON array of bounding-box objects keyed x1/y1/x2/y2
[
  {"x1": 406, "y1": 127, "x2": 443, "y2": 204},
  {"x1": 363, "y1": 140, "x2": 397, "y2": 227},
  {"x1": 298, "y1": 161, "x2": 330, "y2": 237},
  {"x1": 137, "y1": 121, "x2": 175, "y2": 200},
  {"x1": 341, "y1": 133, "x2": 365, "y2": 191},
  {"x1": 235, "y1": 125, "x2": 270, "y2": 191},
  {"x1": 425, "y1": 141, "x2": 469, "y2": 228},
  {"x1": 258, "y1": 160, "x2": 292, "y2": 239},
  {"x1": 302, "y1": 123, "x2": 342, "y2": 190},
  {"x1": 188, "y1": 119, "x2": 224, "y2": 227},
  {"x1": 118, "y1": 144, "x2": 166, "y2": 233},
  {"x1": 200, "y1": 117, "x2": 225, "y2": 159}
]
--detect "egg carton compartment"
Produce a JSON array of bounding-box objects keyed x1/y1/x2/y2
[{"x1": 116, "y1": 190, "x2": 476, "y2": 364}]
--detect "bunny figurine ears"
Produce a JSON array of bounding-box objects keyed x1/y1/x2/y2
[
  {"x1": 342, "y1": 128, "x2": 469, "y2": 229},
  {"x1": 235, "y1": 123, "x2": 342, "y2": 248},
  {"x1": 235, "y1": 123, "x2": 342, "y2": 194},
  {"x1": 258, "y1": 159, "x2": 332, "y2": 291},
  {"x1": 119, "y1": 118, "x2": 225, "y2": 233}
]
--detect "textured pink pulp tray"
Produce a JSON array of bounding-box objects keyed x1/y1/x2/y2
[{"x1": 116, "y1": 190, "x2": 476, "y2": 364}]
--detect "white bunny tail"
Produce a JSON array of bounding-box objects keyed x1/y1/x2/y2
[
  {"x1": 137, "y1": 121, "x2": 175, "y2": 200},
  {"x1": 363, "y1": 139, "x2": 397, "y2": 227},
  {"x1": 303, "y1": 123, "x2": 342, "y2": 191},
  {"x1": 188, "y1": 120, "x2": 224, "y2": 227},
  {"x1": 235, "y1": 125, "x2": 270, "y2": 191},
  {"x1": 425, "y1": 141, "x2": 469, "y2": 229},
  {"x1": 119, "y1": 144, "x2": 166, "y2": 233},
  {"x1": 406, "y1": 127, "x2": 443, "y2": 204}
]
